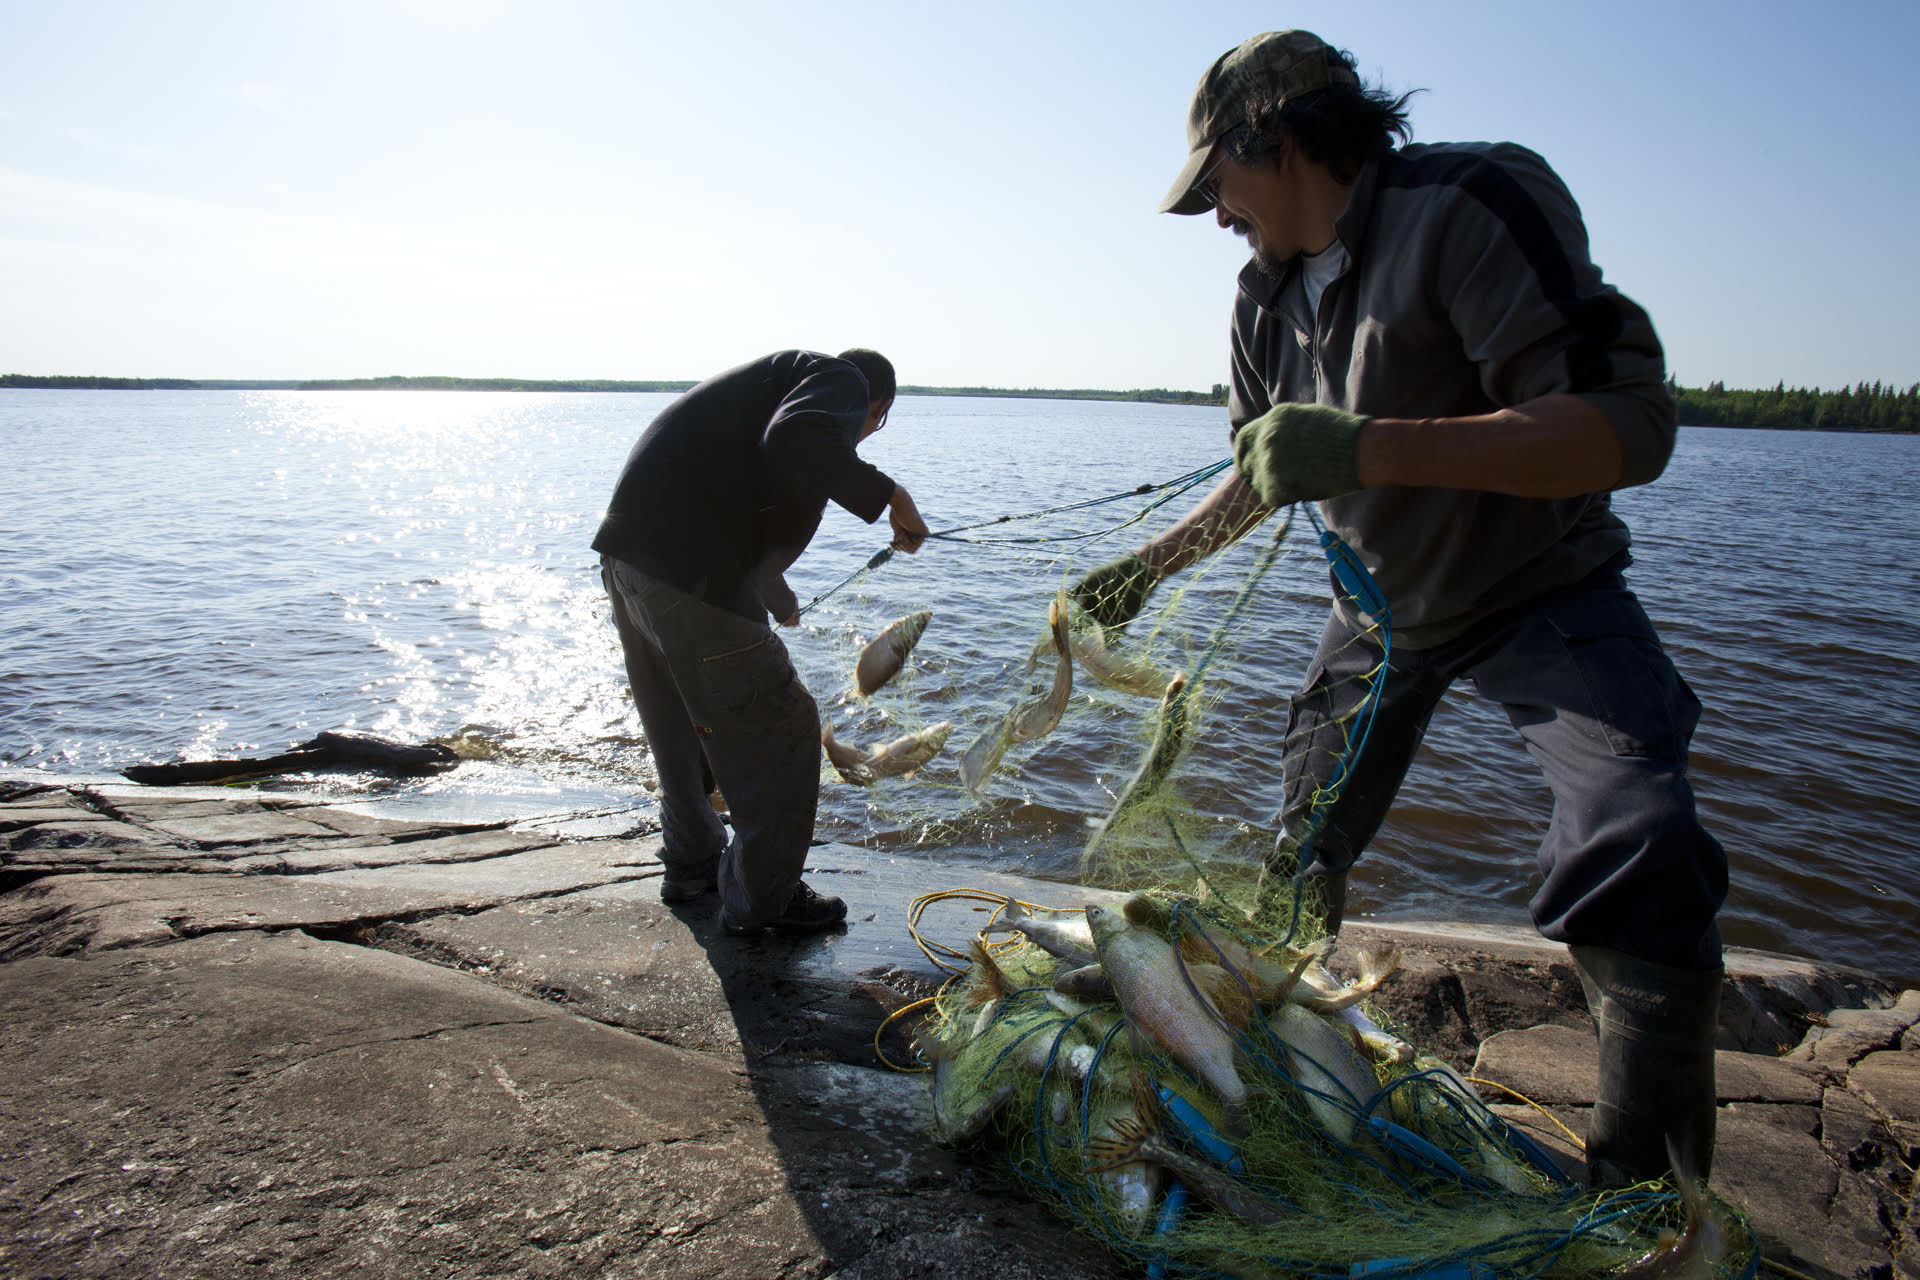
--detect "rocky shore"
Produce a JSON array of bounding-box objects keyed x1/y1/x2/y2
[{"x1": 1, "y1": 782, "x2": 1913, "y2": 1278}]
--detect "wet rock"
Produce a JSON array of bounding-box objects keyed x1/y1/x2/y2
[
  {"x1": 1852, "y1": 1049, "x2": 1920, "y2": 1121},
  {"x1": 1711, "y1": 1107, "x2": 1841, "y2": 1270},
  {"x1": 1790, "y1": 989, "x2": 1920, "y2": 1067},
  {"x1": 0, "y1": 841, "x2": 655, "y2": 959}
]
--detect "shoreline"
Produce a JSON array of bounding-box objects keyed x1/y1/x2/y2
[
  {"x1": 5, "y1": 374, "x2": 1918, "y2": 431},
  {"x1": 2, "y1": 780, "x2": 1914, "y2": 1276}
]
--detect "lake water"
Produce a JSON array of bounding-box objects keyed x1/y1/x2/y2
[{"x1": 4, "y1": 390, "x2": 1916, "y2": 982}]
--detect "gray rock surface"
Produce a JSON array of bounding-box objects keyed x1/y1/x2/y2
[{"x1": 2, "y1": 783, "x2": 1916, "y2": 1278}]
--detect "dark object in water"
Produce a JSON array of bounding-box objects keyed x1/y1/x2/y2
[{"x1": 121, "y1": 731, "x2": 460, "y2": 786}]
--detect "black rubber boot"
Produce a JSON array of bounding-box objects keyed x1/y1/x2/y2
[{"x1": 1572, "y1": 944, "x2": 1723, "y2": 1187}]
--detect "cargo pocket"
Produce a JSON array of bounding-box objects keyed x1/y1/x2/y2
[
  {"x1": 692, "y1": 633, "x2": 788, "y2": 718},
  {"x1": 1547, "y1": 597, "x2": 1698, "y2": 762}
]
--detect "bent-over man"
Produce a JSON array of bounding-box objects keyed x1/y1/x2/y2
[
  {"x1": 1071, "y1": 32, "x2": 1726, "y2": 1188},
  {"x1": 595, "y1": 349, "x2": 927, "y2": 935}
]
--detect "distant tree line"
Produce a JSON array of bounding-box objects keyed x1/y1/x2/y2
[
  {"x1": 283, "y1": 375, "x2": 702, "y2": 392},
  {"x1": 1670, "y1": 378, "x2": 1920, "y2": 433},
  {"x1": 7, "y1": 371, "x2": 1916, "y2": 429},
  {"x1": 0, "y1": 374, "x2": 201, "y2": 389},
  {"x1": 899, "y1": 383, "x2": 1228, "y2": 406}
]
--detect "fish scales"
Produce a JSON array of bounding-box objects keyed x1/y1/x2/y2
[
  {"x1": 855, "y1": 609, "x2": 931, "y2": 696},
  {"x1": 1085, "y1": 905, "x2": 1247, "y2": 1123}
]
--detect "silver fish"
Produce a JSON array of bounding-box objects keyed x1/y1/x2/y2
[
  {"x1": 821, "y1": 720, "x2": 951, "y2": 784},
  {"x1": 957, "y1": 713, "x2": 1012, "y2": 797},
  {"x1": 1048, "y1": 600, "x2": 1174, "y2": 699},
  {"x1": 984, "y1": 899, "x2": 1097, "y2": 968},
  {"x1": 855, "y1": 609, "x2": 931, "y2": 696},
  {"x1": 1268, "y1": 1001, "x2": 1380, "y2": 1145},
  {"x1": 1085, "y1": 903, "x2": 1247, "y2": 1133},
  {"x1": 1007, "y1": 598, "x2": 1073, "y2": 743}
]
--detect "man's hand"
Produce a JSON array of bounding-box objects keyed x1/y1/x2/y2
[
  {"x1": 888, "y1": 485, "x2": 929, "y2": 553},
  {"x1": 1231, "y1": 403, "x2": 1369, "y2": 509},
  {"x1": 1070, "y1": 552, "x2": 1161, "y2": 630}
]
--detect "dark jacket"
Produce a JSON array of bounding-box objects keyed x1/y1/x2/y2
[
  {"x1": 1227, "y1": 142, "x2": 1676, "y2": 649},
  {"x1": 592, "y1": 351, "x2": 896, "y2": 620}
]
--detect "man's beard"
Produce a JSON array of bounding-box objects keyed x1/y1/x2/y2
[{"x1": 1228, "y1": 215, "x2": 1288, "y2": 279}]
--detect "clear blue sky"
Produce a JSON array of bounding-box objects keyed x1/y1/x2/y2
[{"x1": 2, "y1": 1, "x2": 1915, "y2": 391}]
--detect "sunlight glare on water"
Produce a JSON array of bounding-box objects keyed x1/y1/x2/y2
[{"x1": 2, "y1": 389, "x2": 1916, "y2": 980}]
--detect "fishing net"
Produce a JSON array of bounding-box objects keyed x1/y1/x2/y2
[
  {"x1": 898, "y1": 886, "x2": 1757, "y2": 1280},
  {"x1": 796, "y1": 451, "x2": 1755, "y2": 1278}
]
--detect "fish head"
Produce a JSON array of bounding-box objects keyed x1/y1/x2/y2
[{"x1": 1084, "y1": 904, "x2": 1127, "y2": 949}]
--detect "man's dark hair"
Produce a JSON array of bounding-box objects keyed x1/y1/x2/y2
[
  {"x1": 837, "y1": 348, "x2": 895, "y2": 404},
  {"x1": 1225, "y1": 47, "x2": 1416, "y2": 183}
]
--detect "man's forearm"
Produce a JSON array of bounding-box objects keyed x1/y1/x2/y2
[
  {"x1": 1355, "y1": 393, "x2": 1623, "y2": 497},
  {"x1": 1136, "y1": 471, "x2": 1271, "y2": 578}
]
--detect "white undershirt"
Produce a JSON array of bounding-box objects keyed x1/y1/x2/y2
[{"x1": 1300, "y1": 239, "x2": 1350, "y2": 324}]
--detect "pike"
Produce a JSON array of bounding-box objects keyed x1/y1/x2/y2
[
  {"x1": 854, "y1": 609, "x2": 932, "y2": 697},
  {"x1": 1084, "y1": 903, "x2": 1248, "y2": 1135},
  {"x1": 820, "y1": 719, "x2": 951, "y2": 785}
]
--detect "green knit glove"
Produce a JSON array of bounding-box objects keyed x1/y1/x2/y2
[
  {"x1": 1070, "y1": 552, "x2": 1160, "y2": 630},
  {"x1": 1232, "y1": 403, "x2": 1369, "y2": 508}
]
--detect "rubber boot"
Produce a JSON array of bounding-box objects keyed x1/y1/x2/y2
[{"x1": 1572, "y1": 944, "x2": 1722, "y2": 1188}]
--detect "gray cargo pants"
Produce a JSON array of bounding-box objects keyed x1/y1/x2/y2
[
  {"x1": 1277, "y1": 561, "x2": 1727, "y2": 970},
  {"x1": 601, "y1": 556, "x2": 821, "y2": 926}
]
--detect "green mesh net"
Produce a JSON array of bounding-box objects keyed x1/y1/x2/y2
[{"x1": 808, "y1": 463, "x2": 1755, "y2": 1279}]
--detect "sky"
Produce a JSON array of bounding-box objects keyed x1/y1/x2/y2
[{"x1": 2, "y1": 1, "x2": 1916, "y2": 392}]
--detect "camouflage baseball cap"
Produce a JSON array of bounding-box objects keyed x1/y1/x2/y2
[{"x1": 1160, "y1": 29, "x2": 1361, "y2": 215}]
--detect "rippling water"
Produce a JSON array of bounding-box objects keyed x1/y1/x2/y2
[{"x1": 3, "y1": 390, "x2": 1915, "y2": 981}]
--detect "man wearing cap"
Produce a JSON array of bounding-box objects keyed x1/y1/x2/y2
[
  {"x1": 1070, "y1": 32, "x2": 1726, "y2": 1188},
  {"x1": 595, "y1": 348, "x2": 928, "y2": 936}
]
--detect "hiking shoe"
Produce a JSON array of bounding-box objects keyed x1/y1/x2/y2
[
  {"x1": 719, "y1": 882, "x2": 847, "y2": 936},
  {"x1": 659, "y1": 873, "x2": 718, "y2": 904}
]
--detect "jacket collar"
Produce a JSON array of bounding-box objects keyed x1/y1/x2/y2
[{"x1": 1233, "y1": 153, "x2": 1389, "y2": 324}]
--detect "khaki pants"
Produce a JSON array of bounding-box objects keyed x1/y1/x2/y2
[{"x1": 602, "y1": 556, "x2": 821, "y2": 926}]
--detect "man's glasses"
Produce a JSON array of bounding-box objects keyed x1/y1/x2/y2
[{"x1": 1192, "y1": 148, "x2": 1228, "y2": 207}]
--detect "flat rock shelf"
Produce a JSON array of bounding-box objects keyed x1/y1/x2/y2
[{"x1": 1, "y1": 782, "x2": 1913, "y2": 1279}]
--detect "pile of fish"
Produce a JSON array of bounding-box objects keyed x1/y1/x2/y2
[{"x1": 913, "y1": 892, "x2": 1746, "y2": 1278}]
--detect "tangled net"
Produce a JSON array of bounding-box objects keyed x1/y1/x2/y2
[
  {"x1": 902, "y1": 885, "x2": 1757, "y2": 1280},
  {"x1": 803, "y1": 452, "x2": 1756, "y2": 1278}
]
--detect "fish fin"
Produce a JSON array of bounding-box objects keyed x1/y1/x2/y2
[
  {"x1": 1185, "y1": 962, "x2": 1253, "y2": 1028},
  {"x1": 1270, "y1": 946, "x2": 1320, "y2": 1007},
  {"x1": 1084, "y1": 1112, "x2": 1154, "y2": 1174},
  {"x1": 1052, "y1": 963, "x2": 1113, "y2": 1001},
  {"x1": 1356, "y1": 944, "x2": 1403, "y2": 990},
  {"x1": 966, "y1": 939, "x2": 1013, "y2": 1002},
  {"x1": 1120, "y1": 892, "x2": 1172, "y2": 930}
]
